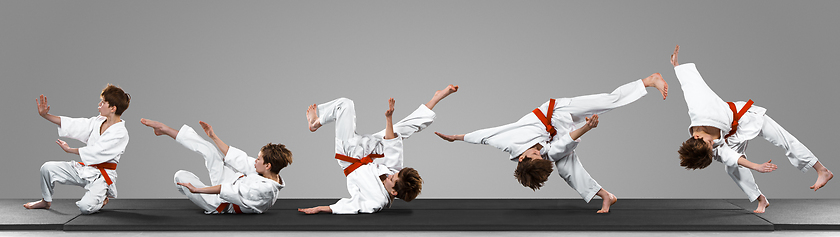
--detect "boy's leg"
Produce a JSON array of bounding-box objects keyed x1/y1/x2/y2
[
  {"x1": 77, "y1": 178, "x2": 109, "y2": 214},
  {"x1": 759, "y1": 115, "x2": 832, "y2": 190},
  {"x1": 174, "y1": 125, "x2": 227, "y2": 186},
  {"x1": 553, "y1": 77, "x2": 657, "y2": 123},
  {"x1": 553, "y1": 152, "x2": 603, "y2": 203},
  {"x1": 312, "y1": 98, "x2": 357, "y2": 141},
  {"x1": 25, "y1": 161, "x2": 86, "y2": 209},
  {"x1": 174, "y1": 170, "x2": 222, "y2": 213},
  {"x1": 725, "y1": 164, "x2": 763, "y2": 202}
]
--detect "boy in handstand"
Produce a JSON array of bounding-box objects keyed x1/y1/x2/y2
[
  {"x1": 435, "y1": 75, "x2": 668, "y2": 213},
  {"x1": 298, "y1": 85, "x2": 458, "y2": 214},
  {"x1": 24, "y1": 84, "x2": 131, "y2": 214},
  {"x1": 672, "y1": 45, "x2": 832, "y2": 213},
  {"x1": 140, "y1": 119, "x2": 292, "y2": 214}
]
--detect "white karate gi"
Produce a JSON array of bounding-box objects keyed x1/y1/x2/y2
[
  {"x1": 316, "y1": 97, "x2": 434, "y2": 214},
  {"x1": 39, "y1": 115, "x2": 128, "y2": 214},
  {"x1": 172, "y1": 125, "x2": 285, "y2": 214},
  {"x1": 463, "y1": 79, "x2": 648, "y2": 202},
  {"x1": 675, "y1": 63, "x2": 819, "y2": 201}
]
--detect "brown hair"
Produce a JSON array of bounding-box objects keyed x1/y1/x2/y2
[
  {"x1": 678, "y1": 137, "x2": 713, "y2": 169},
  {"x1": 260, "y1": 143, "x2": 293, "y2": 174},
  {"x1": 100, "y1": 84, "x2": 130, "y2": 115},
  {"x1": 394, "y1": 167, "x2": 423, "y2": 202},
  {"x1": 514, "y1": 158, "x2": 554, "y2": 190}
]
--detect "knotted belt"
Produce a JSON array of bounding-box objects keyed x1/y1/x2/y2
[
  {"x1": 216, "y1": 203, "x2": 243, "y2": 214},
  {"x1": 532, "y1": 98, "x2": 557, "y2": 141},
  {"x1": 77, "y1": 162, "x2": 117, "y2": 185},
  {"x1": 335, "y1": 153, "x2": 384, "y2": 176},
  {"x1": 724, "y1": 99, "x2": 754, "y2": 141}
]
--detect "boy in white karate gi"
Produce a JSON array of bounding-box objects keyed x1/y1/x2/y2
[
  {"x1": 24, "y1": 84, "x2": 131, "y2": 214},
  {"x1": 298, "y1": 85, "x2": 458, "y2": 214},
  {"x1": 140, "y1": 119, "x2": 291, "y2": 214},
  {"x1": 435, "y1": 75, "x2": 668, "y2": 213},
  {"x1": 672, "y1": 45, "x2": 833, "y2": 213}
]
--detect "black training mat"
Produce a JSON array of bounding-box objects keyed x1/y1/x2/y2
[
  {"x1": 727, "y1": 199, "x2": 840, "y2": 230},
  {"x1": 0, "y1": 199, "x2": 81, "y2": 230},
  {"x1": 6, "y1": 198, "x2": 840, "y2": 231}
]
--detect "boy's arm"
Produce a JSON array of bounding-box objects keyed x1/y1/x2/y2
[
  {"x1": 298, "y1": 206, "x2": 333, "y2": 214},
  {"x1": 37, "y1": 95, "x2": 61, "y2": 126},
  {"x1": 56, "y1": 139, "x2": 80, "y2": 155},
  {"x1": 384, "y1": 98, "x2": 395, "y2": 139},
  {"x1": 435, "y1": 132, "x2": 464, "y2": 142},
  {"x1": 200, "y1": 121, "x2": 229, "y2": 155},
  {"x1": 569, "y1": 115, "x2": 599, "y2": 140},
  {"x1": 178, "y1": 183, "x2": 222, "y2": 194},
  {"x1": 737, "y1": 157, "x2": 777, "y2": 173}
]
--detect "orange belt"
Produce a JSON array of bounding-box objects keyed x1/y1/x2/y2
[
  {"x1": 724, "y1": 99, "x2": 754, "y2": 140},
  {"x1": 77, "y1": 162, "x2": 117, "y2": 185},
  {"x1": 532, "y1": 98, "x2": 557, "y2": 141},
  {"x1": 335, "y1": 153, "x2": 384, "y2": 176},
  {"x1": 216, "y1": 203, "x2": 243, "y2": 214}
]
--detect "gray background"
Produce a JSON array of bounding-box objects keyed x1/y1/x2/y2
[{"x1": 2, "y1": 1, "x2": 838, "y2": 200}]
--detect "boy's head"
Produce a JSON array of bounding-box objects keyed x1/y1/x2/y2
[
  {"x1": 514, "y1": 157, "x2": 554, "y2": 190},
  {"x1": 678, "y1": 137, "x2": 713, "y2": 169},
  {"x1": 100, "y1": 84, "x2": 130, "y2": 116},
  {"x1": 389, "y1": 167, "x2": 423, "y2": 202},
  {"x1": 258, "y1": 143, "x2": 293, "y2": 174}
]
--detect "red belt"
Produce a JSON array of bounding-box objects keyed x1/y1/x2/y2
[
  {"x1": 532, "y1": 98, "x2": 557, "y2": 141},
  {"x1": 724, "y1": 99, "x2": 754, "y2": 140},
  {"x1": 77, "y1": 162, "x2": 117, "y2": 185},
  {"x1": 216, "y1": 203, "x2": 243, "y2": 214},
  {"x1": 335, "y1": 153, "x2": 383, "y2": 176}
]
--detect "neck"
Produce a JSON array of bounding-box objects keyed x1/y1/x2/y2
[
  {"x1": 104, "y1": 115, "x2": 121, "y2": 124},
  {"x1": 261, "y1": 172, "x2": 280, "y2": 184}
]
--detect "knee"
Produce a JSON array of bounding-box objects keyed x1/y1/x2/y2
[
  {"x1": 336, "y1": 97, "x2": 354, "y2": 107},
  {"x1": 173, "y1": 170, "x2": 190, "y2": 183},
  {"x1": 40, "y1": 161, "x2": 62, "y2": 176},
  {"x1": 77, "y1": 199, "x2": 101, "y2": 215}
]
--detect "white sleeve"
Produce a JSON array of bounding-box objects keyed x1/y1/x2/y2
[
  {"x1": 219, "y1": 177, "x2": 277, "y2": 213},
  {"x1": 57, "y1": 116, "x2": 96, "y2": 143},
  {"x1": 224, "y1": 146, "x2": 258, "y2": 175},
  {"x1": 546, "y1": 133, "x2": 579, "y2": 159},
  {"x1": 463, "y1": 123, "x2": 516, "y2": 154},
  {"x1": 716, "y1": 145, "x2": 741, "y2": 168},
  {"x1": 78, "y1": 127, "x2": 128, "y2": 165}
]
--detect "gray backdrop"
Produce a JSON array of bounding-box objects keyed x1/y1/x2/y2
[{"x1": 2, "y1": 1, "x2": 838, "y2": 200}]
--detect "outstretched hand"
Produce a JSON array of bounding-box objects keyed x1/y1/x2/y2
[
  {"x1": 298, "y1": 207, "x2": 326, "y2": 214},
  {"x1": 37, "y1": 94, "x2": 50, "y2": 117},
  {"x1": 435, "y1": 132, "x2": 458, "y2": 142},
  {"x1": 55, "y1": 139, "x2": 72, "y2": 153},
  {"x1": 671, "y1": 45, "x2": 679, "y2": 67},
  {"x1": 177, "y1": 182, "x2": 198, "y2": 193},
  {"x1": 756, "y1": 160, "x2": 778, "y2": 173},
  {"x1": 199, "y1": 121, "x2": 216, "y2": 138},
  {"x1": 385, "y1": 98, "x2": 395, "y2": 118},
  {"x1": 584, "y1": 114, "x2": 599, "y2": 129}
]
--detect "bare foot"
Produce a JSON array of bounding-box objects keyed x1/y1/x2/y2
[
  {"x1": 671, "y1": 45, "x2": 679, "y2": 67},
  {"x1": 199, "y1": 121, "x2": 216, "y2": 138},
  {"x1": 596, "y1": 190, "x2": 618, "y2": 214},
  {"x1": 811, "y1": 167, "x2": 833, "y2": 191},
  {"x1": 643, "y1": 73, "x2": 668, "y2": 100},
  {"x1": 754, "y1": 195, "x2": 770, "y2": 213},
  {"x1": 306, "y1": 104, "x2": 321, "y2": 132},
  {"x1": 103, "y1": 197, "x2": 109, "y2": 207},
  {"x1": 23, "y1": 199, "x2": 51, "y2": 209},
  {"x1": 426, "y1": 84, "x2": 459, "y2": 110},
  {"x1": 141, "y1": 118, "x2": 177, "y2": 139}
]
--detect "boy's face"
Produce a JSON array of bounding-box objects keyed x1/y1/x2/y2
[
  {"x1": 518, "y1": 147, "x2": 543, "y2": 162},
  {"x1": 383, "y1": 171, "x2": 401, "y2": 197},
  {"x1": 255, "y1": 151, "x2": 270, "y2": 174},
  {"x1": 98, "y1": 97, "x2": 115, "y2": 116},
  {"x1": 692, "y1": 132, "x2": 714, "y2": 149}
]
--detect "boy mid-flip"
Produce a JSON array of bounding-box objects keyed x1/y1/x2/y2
[
  {"x1": 24, "y1": 85, "x2": 131, "y2": 214},
  {"x1": 298, "y1": 85, "x2": 458, "y2": 214},
  {"x1": 435, "y1": 75, "x2": 668, "y2": 213},
  {"x1": 140, "y1": 119, "x2": 292, "y2": 214},
  {"x1": 672, "y1": 45, "x2": 832, "y2": 213}
]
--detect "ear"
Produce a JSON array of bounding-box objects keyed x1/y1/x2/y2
[
  {"x1": 518, "y1": 156, "x2": 525, "y2": 162},
  {"x1": 389, "y1": 189, "x2": 398, "y2": 197},
  {"x1": 109, "y1": 105, "x2": 117, "y2": 113}
]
